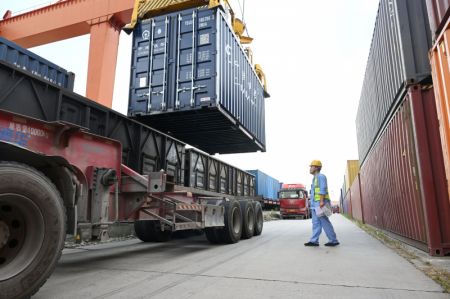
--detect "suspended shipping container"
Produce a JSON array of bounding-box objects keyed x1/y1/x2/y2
[
  {"x1": 356, "y1": 0, "x2": 432, "y2": 164},
  {"x1": 429, "y1": 18, "x2": 450, "y2": 209},
  {"x1": 128, "y1": 7, "x2": 267, "y2": 154},
  {"x1": 425, "y1": 0, "x2": 450, "y2": 37},
  {"x1": 247, "y1": 169, "x2": 280, "y2": 200},
  {"x1": 359, "y1": 86, "x2": 450, "y2": 256},
  {"x1": 0, "y1": 36, "x2": 75, "y2": 90}
]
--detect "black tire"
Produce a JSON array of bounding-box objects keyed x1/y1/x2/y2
[
  {"x1": 217, "y1": 199, "x2": 242, "y2": 244},
  {"x1": 204, "y1": 228, "x2": 221, "y2": 244},
  {"x1": 240, "y1": 201, "x2": 255, "y2": 239},
  {"x1": 134, "y1": 220, "x2": 172, "y2": 242},
  {"x1": 253, "y1": 202, "x2": 263, "y2": 236},
  {"x1": 0, "y1": 162, "x2": 66, "y2": 299}
]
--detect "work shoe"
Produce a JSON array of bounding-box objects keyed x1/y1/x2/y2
[
  {"x1": 324, "y1": 242, "x2": 340, "y2": 247},
  {"x1": 304, "y1": 242, "x2": 319, "y2": 247}
]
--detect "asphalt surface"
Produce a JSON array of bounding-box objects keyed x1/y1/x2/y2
[{"x1": 33, "y1": 215, "x2": 448, "y2": 299}]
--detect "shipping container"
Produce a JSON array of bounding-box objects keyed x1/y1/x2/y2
[
  {"x1": 0, "y1": 60, "x2": 185, "y2": 184},
  {"x1": 360, "y1": 86, "x2": 450, "y2": 256},
  {"x1": 429, "y1": 20, "x2": 450, "y2": 208},
  {"x1": 0, "y1": 36, "x2": 75, "y2": 90},
  {"x1": 349, "y1": 174, "x2": 364, "y2": 222},
  {"x1": 247, "y1": 169, "x2": 280, "y2": 200},
  {"x1": 426, "y1": 0, "x2": 450, "y2": 37},
  {"x1": 343, "y1": 189, "x2": 352, "y2": 218},
  {"x1": 185, "y1": 148, "x2": 255, "y2": 196},
  {"x1": 344, "y1": 160, "x2": 359, "y2": 192},
  {"x1": 128, "y1": 7, "x2": 266, "y2": 154},
  {"x1": 356, "y1": 0, "x2": 432, "y2": 164}
]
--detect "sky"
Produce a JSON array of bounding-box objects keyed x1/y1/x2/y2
[{"x1": 0, "y1": 0, "x2": 380, "y2": 200}]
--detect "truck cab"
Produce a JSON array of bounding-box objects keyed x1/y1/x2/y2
[{"x1": 278, "y1": 184, "x2": 309, "y2": 219}]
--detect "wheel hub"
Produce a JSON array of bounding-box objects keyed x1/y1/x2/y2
[{"x1": 0, "y1": 221, "x2": 10, "y2": 249}]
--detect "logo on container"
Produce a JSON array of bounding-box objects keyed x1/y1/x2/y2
[{"x1": 142, "y1": 30, "x2": 150, "y2": 40}]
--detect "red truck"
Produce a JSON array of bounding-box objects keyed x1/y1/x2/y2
[{"x1": 279, "y1": 184, "x2": 310, "y2": 219}]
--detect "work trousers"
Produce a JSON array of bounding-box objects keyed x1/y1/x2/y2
[{"x1": 309, "y1": 207, "x2": 338, "y2": 244}]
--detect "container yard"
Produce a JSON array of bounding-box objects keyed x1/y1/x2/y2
[{"x1": 0, "y1": 0, "x2": 450, "y2": 298}]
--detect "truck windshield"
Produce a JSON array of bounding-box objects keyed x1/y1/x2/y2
[{"x1": 279, "y1": 191, "x2": 300, "y2": 199}]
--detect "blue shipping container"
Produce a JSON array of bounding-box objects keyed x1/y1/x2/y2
[
  {"x1": 0, "y1": 37, "x2": 75, "y2": 90},
  {"x1": 247, "y1": 170, "x2": 280, "y2": 200},
  {"x1": 128, "y1": 7, "x2": 266, "y2": 155}
]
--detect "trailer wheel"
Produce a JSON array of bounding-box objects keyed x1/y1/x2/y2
[
  {"x1": 0, "y1": 162, "x2": 66, "y2": 299},
  {"x1": 217, "y1": 199, "x2": 242, "y2": 244},
  {"x1": 134, "y1": 220, "x2": 172, "y2": 242},
  {"x1": 240, "y1": 201, "x2": 255, "y2": 239},
  {"x1": 253, "y1": 202, "x2": 263, "y2": 236},
  {"x1": 204, "y1": 228, "x2": 221, "y2": 244}
]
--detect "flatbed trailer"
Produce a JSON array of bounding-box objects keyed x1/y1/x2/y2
[{"x1": 0, "y1": 61, "x2": 263, "y2": 299}]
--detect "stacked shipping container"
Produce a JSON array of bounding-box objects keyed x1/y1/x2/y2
[
  {"x1": 426, "y1": 0, "x2": 450, "y2": 37},
  {"x1": 344, "y1": 160, "x2": 359, "y2": 194},
  {"x1": 354, "y1": 0, "x2": 450, "y2": 255},
  {"x1": 428, "y1": 5, "x2": 450, "y2": 208},
  {"x1": 356, "y1": 0, "x2": 432, "y2": 164},
  {"x1": 359, "y1": 87, "x2": 450, "y2": 255}
]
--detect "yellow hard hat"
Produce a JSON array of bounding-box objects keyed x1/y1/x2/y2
[{"x1": 310, "y1": 160, "x2": 322, "y2": 167}]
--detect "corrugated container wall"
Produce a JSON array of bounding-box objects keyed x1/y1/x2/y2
[
  {"x1": 356, "y1": 0, "x2": 432, "y2": 164},
  {"x1": 343, "y1": 190, "x2": 352, "y2": 218},
  {"x1": 360, "y1": 86, "x2": 450, "y2": 256},
  {"x1": 128, "y1": 7, "x2": 266, "y2": 154},
  {"x1": 349, "y1": 174, "x2": 363, "y2": 222},
  {"x1": 426, "y1": 0, "x2": 450, "y2": 37},
  {"x1": 247, "y1": 170, "x2": 280, "y2": 200},
  {"x1": 0, "y1": 37, "x2": 75, "y2": 90},
  {"x1": 429, "y1": 20, "x2": 450, "y2": 211},
  {"x1": 345, "y1": 160, "x2": 359, "y2": 192}
]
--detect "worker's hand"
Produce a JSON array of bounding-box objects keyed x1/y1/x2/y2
[{"x1": 320, "y1": 201, "x2": 325, "y2": 208}]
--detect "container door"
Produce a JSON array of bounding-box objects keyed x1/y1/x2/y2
[
  {"x1": 176, "y1": 9, "x2": 216, "y2": 110},
  {"x1": 130, "y1": 17, "x2": 171, "y2": 114}
]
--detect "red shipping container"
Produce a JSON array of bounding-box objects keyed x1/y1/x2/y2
[
  {"x1": 344, "y1": 190, "x2": 352, "y2": 218},
  {"x1": 350, "y1": 174, "x2": 364, "y2": 223},
  {"x1": 360, "y1": 86, "x2": 450, "y2": 256}
]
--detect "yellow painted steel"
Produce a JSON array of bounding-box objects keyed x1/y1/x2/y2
[
  {"x1": 345, "y1": 160, "x2": 360, "y2": 192},
  {"x1": 255, "y1": 64, "x2": 269, "y2": 97}
]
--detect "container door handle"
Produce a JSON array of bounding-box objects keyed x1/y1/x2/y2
[
  {"x1": 161, "y1": 17, "x2": 169, "y2": 111},
  {"x1": 175, "y1": 14, "x2": 182, "y2": 109},
  {"x1": 190, "y1": 10, "x2": 197, "y2": 108},
  {"x1": 147, "y1": 20, "x2": 155, "y2": 113}
]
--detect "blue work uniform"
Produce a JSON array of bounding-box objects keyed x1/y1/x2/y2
[{"x1": 309, "y1": 173, "x2": 339, "y2": 244}]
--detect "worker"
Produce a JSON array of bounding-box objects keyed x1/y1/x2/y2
[{"x1": 304, "y1": 160, "x2": 339, "y2": 247}]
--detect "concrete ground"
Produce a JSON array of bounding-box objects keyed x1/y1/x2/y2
[{"x1": 33, "y1": 214, "x2": 449, "y2": 298}]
